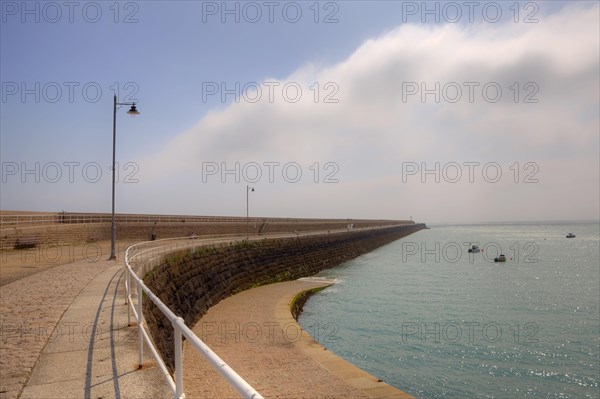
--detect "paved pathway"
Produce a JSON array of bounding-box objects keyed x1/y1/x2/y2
[
  {"x1": 1, "y1": 254, "x2": 116, "y2": 399},
  {"x1": 0, "y1": 248, "x2": 169, "y2": 399},
  {"x1": 1, "y1": 228, "x2": 415, "y2": 399},
  {"x1": 183, "y1": 280, "x2": 414, "y2": 399}
]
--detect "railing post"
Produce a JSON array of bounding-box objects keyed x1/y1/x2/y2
[
  {"x1": 126, "y1": 270, "x2": 131, "y2": 325},
  {"x1": 137, "y1": 283, "x2": 144, "y2": 367},
  {"x1": 173, "y1": 317, "x2": 185, "y2": 398}
]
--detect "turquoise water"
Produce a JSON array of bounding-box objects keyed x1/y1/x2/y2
[{"x1": 299, "y1": 223, "x2": 600, "y2": 398}]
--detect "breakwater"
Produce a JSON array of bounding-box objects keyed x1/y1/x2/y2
[{"x1": 142, "y1": 224, "x2": 426, "y2": 370}]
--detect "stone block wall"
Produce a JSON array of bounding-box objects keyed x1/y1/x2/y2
[{"x1": 142, "y1": 224, "x2": 426, "y2": 371}]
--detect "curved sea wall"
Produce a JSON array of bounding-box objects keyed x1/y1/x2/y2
[{"x1": 143, "y1": 224, "x2": 426, "y2": 370}]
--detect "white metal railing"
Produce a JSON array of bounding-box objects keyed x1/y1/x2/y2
[
  {"x1": 0, "y1": 214, "x2": 60, "y2": 226},
  {"x1": 121, "y1": 225, "x2": 413, "y2": 398},
  {"x1": 124, "y1": 237, "x2": 264, "y2": 399}
]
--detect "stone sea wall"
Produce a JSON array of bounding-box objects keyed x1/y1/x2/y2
[{"x1": 142, "y1": 224, "x2": 426, "y2": 370}]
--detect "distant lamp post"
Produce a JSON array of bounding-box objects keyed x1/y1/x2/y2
[
  {"x1": 109, "y1": 95, "x2": 140, "y2": 260},
  {"x1": 246, "y1": 185, "x2": 254, "y2": 239}
]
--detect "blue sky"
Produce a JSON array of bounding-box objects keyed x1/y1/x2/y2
[{"x1": 1, "y1": 1, "x2": 598, "y2": 223}]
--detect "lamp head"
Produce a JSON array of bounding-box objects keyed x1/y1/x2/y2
[{"x1": 127, "y1": 104, "x2": 140, "y2": 116}]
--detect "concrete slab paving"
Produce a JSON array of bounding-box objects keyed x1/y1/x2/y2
[
  {"x1": 4, "y1": 228, "x2": 418, "y2": 399},
  {"x1": 18, "y1": 261, "x2": 171, "y2": 399},
  {"x1": 183, "y1": 280, "x2": 416, "y2": 399},
  {"x1": 19, "y1": 366, "x2": 167, "y2": 399}
]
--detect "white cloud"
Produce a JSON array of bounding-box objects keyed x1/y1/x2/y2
[{"x1": 135, "y1": 3, "x2": 599, "y2": 222}]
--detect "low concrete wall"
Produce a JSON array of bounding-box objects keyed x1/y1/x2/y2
[{"x1": 142, "y1": 224, "x2": 426, "y2": 371}]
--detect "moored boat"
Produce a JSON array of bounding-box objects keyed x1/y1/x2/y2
[
  {"x1": 494, "y1": 254, "x2": 506, "y2": 262},
  {"x1": 468, "y1": 244, "x2": 480, "y2": 253}
]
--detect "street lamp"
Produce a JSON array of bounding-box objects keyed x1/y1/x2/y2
[
  {"x1": 246, "y1": 185, "x2": 254, "y2": 239},
  {"x1": 109, "y1": 95, "x2": 140, "y2": 260}
]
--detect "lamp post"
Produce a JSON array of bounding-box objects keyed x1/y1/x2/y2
[
  {"x1": 109, "y1": 95, "x2": 140, "y2": 260},
  {"x1": 246, "y1": 185, "x2": 254, "y2": 239}
]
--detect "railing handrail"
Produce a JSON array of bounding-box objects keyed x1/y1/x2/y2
[
  {"x1": 124, "y1": 237, "x2": 264, "y2": 399},
  {"x1": 122, "y1": 225, "x2": 412, "y2": 398}
]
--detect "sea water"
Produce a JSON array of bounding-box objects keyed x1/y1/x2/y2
[{"x1": 298, "y1": 223, "x2": 600, "y2": 398}]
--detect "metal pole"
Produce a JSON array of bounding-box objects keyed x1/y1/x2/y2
[
  {"x1": 109, "y1": 95, "x2": 117, "y2": 260},
  {"x1": 173, "y1": 317, "x2": 184, "y2": 398},
  {"x1": 126, "y1": 270, "x2": 131, "y2": 325},
  {"x1": 137, "y1": 283, "x2": 144, "y2": 367}
]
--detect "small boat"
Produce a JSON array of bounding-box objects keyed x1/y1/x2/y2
[
  {"x1": 468, "y1": 245, "x2": 480, "y2": 253},
  {"x1": 494, "y1": 254, "x2": 506, "y2": 262},
  {"x1": 566, "y1": 233, "x2": 576, "y2": 238}
]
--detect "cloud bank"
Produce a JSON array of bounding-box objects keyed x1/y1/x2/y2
[{"x1": 135, "y1": 4, "x2": 599, "y2": 223}]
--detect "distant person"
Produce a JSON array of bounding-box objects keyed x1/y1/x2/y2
[{"x1": 151, "y1": 221, "x2": 157, "y2": 241}]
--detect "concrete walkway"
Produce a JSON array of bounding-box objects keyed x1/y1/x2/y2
[
  {"x1": 2, "y1": 229, "x2": 415, "y2": 399},
  {"x1": 0, "y1": 248, "x2": 169, "y2": 399},
  {"x1": 183, "y1": 280, "x2": 414, "y2": 399}
]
